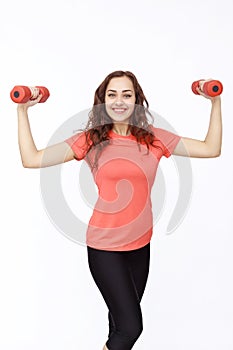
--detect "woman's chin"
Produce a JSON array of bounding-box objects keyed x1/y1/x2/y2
[
  {"x1": 108, "y1": 113, "x2": 131, "y2": 124},
  {"x1": 110, "y1": 119, "x2": 130, "y2": 125}
]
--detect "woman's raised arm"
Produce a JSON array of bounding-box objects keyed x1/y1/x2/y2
[
  {"x1": 173, "y1": 84, "x2": 222, "y2": 158},
  {"x1": 17, "y1": 95, "x2": 75, "y2": 168}
]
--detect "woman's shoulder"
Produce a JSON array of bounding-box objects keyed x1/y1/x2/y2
[
  {"x1": 148, "y1": 124, "x2": 179, "y2": 138},
  {"x1": 148, "y1": 124, "x2": 166, "y2": 138}
]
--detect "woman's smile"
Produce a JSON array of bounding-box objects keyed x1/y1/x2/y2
[{"x1": 112, "y1": 107, "x2": 128, "y2": 114}]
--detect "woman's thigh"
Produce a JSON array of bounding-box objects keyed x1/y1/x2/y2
[
  {"x1": 124, "y1": 243, "x2": 150, "y2": 302},
  {"x1": 87, "y1": 246, "x2": 145, "y2": 333}
]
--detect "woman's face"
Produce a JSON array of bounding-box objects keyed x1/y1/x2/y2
[{"x1": 105, "y1": 76, "x2": 136, "y2": 124}]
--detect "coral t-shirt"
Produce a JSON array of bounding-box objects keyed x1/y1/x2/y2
[{"x1": 64, "y1": 126, "x2": 181, "y2": 251}]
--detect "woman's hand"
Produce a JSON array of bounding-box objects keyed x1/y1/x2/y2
[
  {"x1": 17, "y1": 92, "x2": 43, "y2": 111},
  {"x1": 196, "y1": 79, "x2": 221, "y2": 102}
]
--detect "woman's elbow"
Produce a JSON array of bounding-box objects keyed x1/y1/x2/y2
[
  {"x1": 22, "y1": 159, "x2": 40, "y2": 168},
  {"x1": 211, "y1": 149, "x2": 221, "y2": 157}
]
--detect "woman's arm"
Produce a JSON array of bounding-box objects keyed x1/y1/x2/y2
[
  {"x1": 173, "y1": 87, "x2": 222, "y2": 158},
  {"x1": 17, "y1": 96, "x2": 75, "y2": 168}
]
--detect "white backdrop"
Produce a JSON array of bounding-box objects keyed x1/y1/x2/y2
[{"x1": 0, "y1": 0, "x2": 233, "y2": 349}]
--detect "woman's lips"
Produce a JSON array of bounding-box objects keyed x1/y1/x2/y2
[{"x1": 112, "y1": 108, "x2": 127, "y2": 114}]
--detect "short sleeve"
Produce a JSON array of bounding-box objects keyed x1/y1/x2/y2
[
  {"x1": 152, "y1": 127, "x2": 181, "y2": 158},
  {"x1": 64, "y1": 131, "x2": 90, "y2": 160}
]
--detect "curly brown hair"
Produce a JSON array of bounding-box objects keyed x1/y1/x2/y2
[{"x1": 81, "y1": 70, "x2": 158, "y2": 170}]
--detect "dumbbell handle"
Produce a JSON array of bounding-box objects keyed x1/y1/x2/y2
[
  {"x1": 191, "y1": 79, "x2": 223, "y2": 97},
  {"x1": 10, "y1": 85, "x2": 50, "y2": 103}
]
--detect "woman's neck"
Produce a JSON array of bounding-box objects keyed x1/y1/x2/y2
[{"x1": 112, "y1": 123, "x2": 131, "y2": 136}]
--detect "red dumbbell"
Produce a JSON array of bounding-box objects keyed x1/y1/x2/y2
[
  {"x1": 10, "y1": 85, "x2": 50, "y2": 103},
  {"x1": 191, "y1": 79, "x2": 223, "y2": 97}
]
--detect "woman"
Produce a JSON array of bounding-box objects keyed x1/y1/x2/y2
[{"x1": 17, "y1": 71, "x2": 222, "y2": 349}]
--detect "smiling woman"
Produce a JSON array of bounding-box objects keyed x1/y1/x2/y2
[{"x1": 16, "y1": 69, "x2": 222, "y2": 350}]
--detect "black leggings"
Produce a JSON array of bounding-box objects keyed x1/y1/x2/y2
[{"x1": 87, "y1": 242, "x2": 150, "y2": 350}]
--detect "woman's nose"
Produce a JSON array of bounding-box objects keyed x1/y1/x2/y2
[{"x1": 115, "y1": 97, "x2": 123, "y2": 104}]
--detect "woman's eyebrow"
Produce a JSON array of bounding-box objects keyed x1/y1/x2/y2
[{"x1": 107, "y1": 89, "x2": 133, "y2": 93}]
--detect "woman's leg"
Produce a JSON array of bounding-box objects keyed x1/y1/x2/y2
[
  {"x1": 124, "y1": 242, "x2": 150, "y2": 302},
  {"x1": 107, "y1": 243, "x2": 150, "y2": 338},
  {"x1": 87, "y1": 243, "x2": 150, "y2": 350}
]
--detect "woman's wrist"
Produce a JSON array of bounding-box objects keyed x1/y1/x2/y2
[
  {"x1": 210, "y1": 96, "x2": 221, "y2": 104},
  {"x1": 17, "y1": 104, "x2": 29, "y2": 114}
]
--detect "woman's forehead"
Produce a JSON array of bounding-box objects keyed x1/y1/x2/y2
[{"x1": 107, "y1": 77, "x2": 134, "y2": 91}]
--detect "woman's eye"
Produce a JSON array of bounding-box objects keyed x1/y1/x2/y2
[{"x1": 107, "y1": 94, "x2": 132, "y2": 98}]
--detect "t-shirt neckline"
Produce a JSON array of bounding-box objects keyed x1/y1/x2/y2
[{"x1": 109, "y1": 129, "x2": 134, "y2": 139}]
